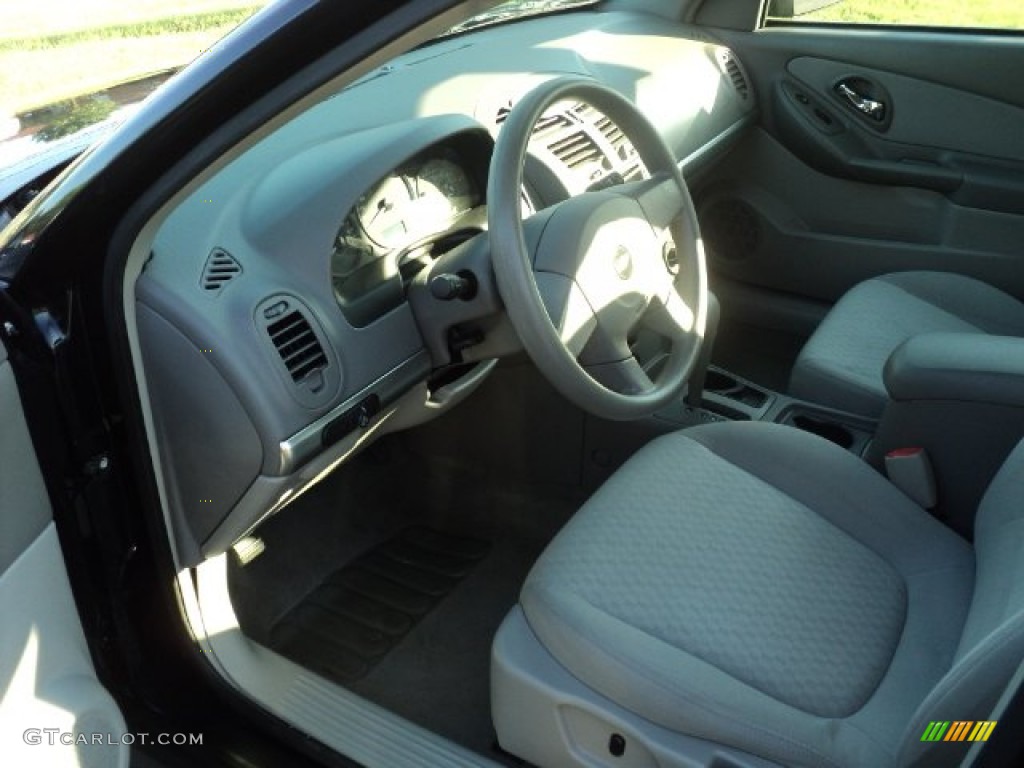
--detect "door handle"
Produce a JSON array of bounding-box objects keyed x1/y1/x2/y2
[{"x1": 836, "y1": 81, "x2": 886, "y2": 122}]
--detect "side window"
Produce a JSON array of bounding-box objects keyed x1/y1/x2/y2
[
  {"x1": 765, "y1": 0, "x2": 1024, "y2": 31},
  {"x1": 2, "y1": 2, "x2": 270, "y2": 154}
]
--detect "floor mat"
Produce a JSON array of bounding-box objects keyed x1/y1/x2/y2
[{"x1": 269, "y1": 526, "x2": 490, "y2": 684}]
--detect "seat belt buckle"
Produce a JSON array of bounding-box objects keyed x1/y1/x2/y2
[{"x1": 884, "y1": 447, "x2": 937, "y2": 509}]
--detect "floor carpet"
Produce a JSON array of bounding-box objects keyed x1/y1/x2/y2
[{"x1": 228, "y1": 437, "x2": 581, "y2": 759}]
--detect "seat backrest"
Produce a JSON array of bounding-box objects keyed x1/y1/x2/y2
[{"x1": 898, "y1": 438, "x2": 1024, "y2": 766}]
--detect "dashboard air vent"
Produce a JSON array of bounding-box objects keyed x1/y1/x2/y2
[
  {"x1": 496, "y1": 103, "x2": 574, "y2": 140},
  {"x1": 572, "y1": 102, "x2": 597, "y2": 121},
  {"x1": 595, "y1": 115, "x2": 627, "y2": 154},
  {"x1": 549, "y1": 130, "x2": 603, "y2": 170},
  {"x1": 267, "y1": 311, "x2": 328, "y2": 383},
  {"x1": 718, "y1": 50, "x2": 749, "y2": 100},
  {"x1": 201, "y1": 249, "x2": 241, "y2": 293},
  {"x1": 572, "y1": 102, "x2": 631, "y2": 156}
]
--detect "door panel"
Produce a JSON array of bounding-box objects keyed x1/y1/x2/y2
[
  {"x1": 0, "y1": 356, "x2": 51, "y2": 570},
  {"x1": 786, "y1": 56, "x2": 1024, "y2": 163},
  {"x1": 0, "y1": 342, "x2": 128, "y2": 768},
  {"x1": 775, "y1": 56, "x2": 1024, "y2": 214},
  {"x1": 741, "y1": 28, "x2": 1024, "y2": 113},
  {"x1": 699, "y1": 25, "x2": 1024, "y2": 311},
  {"x1": 701, "y1": 128, "x2": 1024, "y2": 302}
]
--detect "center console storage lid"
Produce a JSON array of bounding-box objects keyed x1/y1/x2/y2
[{"x1": 884, "y1": 332, "x2": 1024, "y2": 408}]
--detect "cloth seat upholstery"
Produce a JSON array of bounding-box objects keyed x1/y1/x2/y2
[
  {"x1": 789, "y1": 271, "x2": 1024, "y2": 416},
  {"x1": 510, "y1": 421, "x2": 1024, "y2": 767}
]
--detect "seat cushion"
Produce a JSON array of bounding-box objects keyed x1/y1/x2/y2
[
  {"x1": 900, "y1": 437, "x2": 1024, "y2": 767},
  {"x1": 789, "y1": 272, "x2": 1024, "y2": 417},
  {"x1": 521, "y1": 422, "x2": 974, "y2": 768}
]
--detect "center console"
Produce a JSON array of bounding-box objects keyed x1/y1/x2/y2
[
  {"x1": 582, "y1": 362, "x2": 877, "y2": 490},
  {"x1": 654, "y1": 365, "x2": 877, "y2": 456},
  {"x1": 582, "y1": 299, "x2": 876, "y2": 489},
  {"x1": 867, "y1": 333, "x2": 1024, "y2": 536}
]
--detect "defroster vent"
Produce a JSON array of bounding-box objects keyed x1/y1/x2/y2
[
  {"x1": 201, "y1": 248, "x2": 242, "y2": 293},
  {"x1": 267, "y1": 310, "x2": 328, "y2": 384}
]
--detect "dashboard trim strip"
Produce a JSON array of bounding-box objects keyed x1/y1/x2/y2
[
  {"x1": 678, "y1": 116, "x2": 754, "y2": 175},
  {"x1": 277, "y1": 350, "x2": 432, "y2": 475}
]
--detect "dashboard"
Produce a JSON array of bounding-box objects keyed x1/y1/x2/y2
[{"x1": 134, "y1": 8, "x2": 757, "y2": 565}]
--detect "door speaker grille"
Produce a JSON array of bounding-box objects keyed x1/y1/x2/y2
[{"x1": 702, "y1": 200, "x2": 760, "y2": 261}]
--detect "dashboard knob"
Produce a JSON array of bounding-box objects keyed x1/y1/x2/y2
[
  {"x1": 429, "y1": 272, "x2": 476, "y2": 301},
  {"x1": 356, "y1": 403, "x2": 373, "y2": 429}
]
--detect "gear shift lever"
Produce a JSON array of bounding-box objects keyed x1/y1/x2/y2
[{"x1": 685, "y1": 291, "x2": 720, "y2": 408}]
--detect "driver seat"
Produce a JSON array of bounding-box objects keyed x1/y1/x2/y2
[{"x1": 492, "y1": 422, "x2": 1024, "y2": 768}]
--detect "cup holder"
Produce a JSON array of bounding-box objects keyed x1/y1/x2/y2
[
  {"x1": 705, "y1": 370, "x2": 741, "y2": 395},
  {"x1": 705, "y1": 370, "x2": 768, "y2": 409},
  {"x1": 791, "y1": 414, "x2": 855, "y2": 449}
]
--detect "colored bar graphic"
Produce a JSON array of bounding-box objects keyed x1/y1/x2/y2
[
  {"x1": 973, "y1": 721, "x2": 997, "y2": 742},
  {"x1": 921, "y1": 720, "x2": 996, "y2": 742},
  {"x1": 944, "y1": 721, "x2": 972, "y2": 741}
]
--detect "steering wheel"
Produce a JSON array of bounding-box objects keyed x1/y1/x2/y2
[{"x1": 487, "y1": 76, "x2": 708, "y2": 421}]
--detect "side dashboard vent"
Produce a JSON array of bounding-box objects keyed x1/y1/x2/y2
[
  {"x1": 201, "y1": 249, "x2": 242, "y2": 293},
  {"x1": 717, "y1": 50, "x2": 749, "y2": 100},
  {"x1": 267, "y1": 310, "x2": 328, "y2": 384}
]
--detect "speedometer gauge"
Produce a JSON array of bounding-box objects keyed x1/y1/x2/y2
[
  {"x1": 415, "y1": 158, "x2": 473, "y2": 205},
  {"x1": 357, "y1": 175, "x2": 414, "y2": 247},
  {"x1": 352, "y1": 151, "x2": 479, "y2": 252}
]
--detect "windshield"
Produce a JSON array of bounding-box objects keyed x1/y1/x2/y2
[
  {"x1": 0, "y1": 0, "x2": 271, "y2": 186},
  {"x1": 0, "y1": 0, "x2": 600, "y2": 198},
  {"x1": 443, "y1": 0, "x2": 599, "y2": 36}
]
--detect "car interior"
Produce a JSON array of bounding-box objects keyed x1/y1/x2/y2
[{"x1": 118, "y1": 0, "x2": 1024, "y2": 766}]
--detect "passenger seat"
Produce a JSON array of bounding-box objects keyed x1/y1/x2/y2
[{"x1": 789, "y1": 271, "x2": 1024, "y2": 417}]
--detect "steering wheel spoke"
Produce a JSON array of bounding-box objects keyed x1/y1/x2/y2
[
  {"x1": 617, "y1": 172, "x2": 686, "y2": 232},
  {"x1": 584, "y1": 356, "x2": 655, "y2": 396},
  {"x1": 641, "y1": 285, "x2": 698, "y2": 340},
  {"x1": 534, "y1": 271, "x2": 598, "y2": 357}
]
